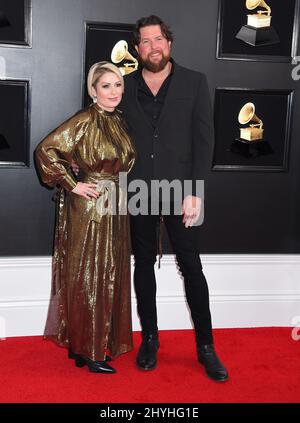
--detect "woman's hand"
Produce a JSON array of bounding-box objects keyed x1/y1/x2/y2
[{"x1": 72, "y1": 182, "x2": 99, "y2": 200}]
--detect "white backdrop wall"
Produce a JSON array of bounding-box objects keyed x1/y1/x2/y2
[{"x1": 0, "y1": 255, "x2": 299, "y2": 338}]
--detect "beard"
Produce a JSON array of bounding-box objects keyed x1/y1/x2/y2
[{"x1": 139, "y1": 51, "x2": 171, "y2": 73}]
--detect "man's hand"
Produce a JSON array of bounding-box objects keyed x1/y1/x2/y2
[
  {"x1": 71, "y1": 159, "x2": 80, "y2": 176},
  {"x1": 182, "y1": 195, "x2": 202, "y2": 228}
]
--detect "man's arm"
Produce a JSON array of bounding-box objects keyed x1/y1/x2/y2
[
  {"x1": 192, "y1": 73, "x2": 215, "y2": 185},
  {"x1": 182, "y1": 74, "x2": 214, "y2": 228}
]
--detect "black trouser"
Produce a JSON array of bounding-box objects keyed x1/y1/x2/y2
[{"x1": 130, "y1": 208, "x2": 213, "y2": 346}]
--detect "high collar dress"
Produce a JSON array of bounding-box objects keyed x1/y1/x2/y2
[{"x1": 35, "y1": 103, "x2": 136, "y2": 361}]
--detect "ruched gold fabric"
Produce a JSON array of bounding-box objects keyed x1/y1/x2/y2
[{"x1": 35, "y1": 103, "x2": 136, "y2": 361}]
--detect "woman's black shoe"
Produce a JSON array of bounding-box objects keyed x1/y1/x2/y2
[
  {"x1": 68, "y1": 349, "x2": 112, "y2": 362},
  {"x1": 74, "y1": 356, "x2": 116, "y2": 373}
]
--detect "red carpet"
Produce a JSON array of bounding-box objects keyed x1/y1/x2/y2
[{"x1": 0, "y1": 328, "x2": 299, "y2": 403}]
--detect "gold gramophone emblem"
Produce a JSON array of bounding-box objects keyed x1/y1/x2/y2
[
  {"x1": 238, "y1": 102, "x2": 264, "y2": 141},
  {"x1": 111, "y1": 40, "x2": 138, "y2": 76},
  {"x1": 246, "y1": 0, "x2": 272, "y2": 28},
  {"x1": 236, "y1": 0, "x2": 279, "y2": 46}
]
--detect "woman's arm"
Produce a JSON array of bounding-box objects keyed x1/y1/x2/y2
[{"x1": 35, "y1": 112, "x2": 89, "y2": 191}]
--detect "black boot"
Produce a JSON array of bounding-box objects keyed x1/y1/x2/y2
[
  {"x1": 197, "y1": 344, "x2": 228, "y2": 382},
  {"x1": 74, "y1": 355, "x2": 116, "y2": 374},
  {"x1": 136, "y1": 334, "x2": 159, "y2": 371}
]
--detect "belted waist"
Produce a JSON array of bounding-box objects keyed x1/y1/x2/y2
[
  {"x1": 78, "y1": 171, "x2": 120, "y2": 184},
  {"x1": 76, "y1": 171, "x2": 127, "y2": 223}
]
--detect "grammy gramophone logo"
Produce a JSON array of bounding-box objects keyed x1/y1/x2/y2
[
  {"x1": 236, "y1": 0, "x2": 280, "y2": 46},
  {"x1": 238, "y1": 102, "x2": 264, "y2": 142},
  {"x1": 111, "y1": 40, "x2": 138, "y2": 76},
  {"x1": 230, "y1": 102, "x2": 272, "y2": 158}
]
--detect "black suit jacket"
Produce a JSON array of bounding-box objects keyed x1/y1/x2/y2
[{"x1": 120, "y1": 61, "x2": 214, "y2": 197}]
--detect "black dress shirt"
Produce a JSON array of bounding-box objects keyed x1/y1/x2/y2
[{"x1": 136, "y1": 66, "x2": 173, "y2": 129}]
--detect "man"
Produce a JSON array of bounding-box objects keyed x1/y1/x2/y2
[{"x1": 121, "y1": 15, "x2": 228, "y2": 382}]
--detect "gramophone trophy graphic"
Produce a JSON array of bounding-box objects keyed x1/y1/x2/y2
[
  {"x1": 236, "y1": 0, "x2": 280, "y2": 46},
  {"x1": 238, "y1": 102, "x2": 264, "y2": 141},
  {"x1": 111, "y1": 40, "x2": 138, "y2": 75},
  {"x1": 230, "y1": 102, "x2": 273, "y2": 157}
]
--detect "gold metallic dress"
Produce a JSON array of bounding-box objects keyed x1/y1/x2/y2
[{"x1": 35, "y1": 103, "x2": 136, "y2": 361}]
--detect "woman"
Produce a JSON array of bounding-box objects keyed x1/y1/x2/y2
[{"x1": 35, "y1": 62, "x2": 136, "y2": 374}]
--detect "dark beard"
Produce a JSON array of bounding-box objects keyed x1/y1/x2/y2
[{"x1": 139, "y1": 53, "x2": 170, "y2": 73}]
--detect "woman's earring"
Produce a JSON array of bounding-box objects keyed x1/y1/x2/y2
[{"x1": 93, "y1": 96, "x2": 97, "y2": 103}]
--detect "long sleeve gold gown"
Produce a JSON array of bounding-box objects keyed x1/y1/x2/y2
[{"x1": 35, "y1": 103, "x2": 136, "y2": 361}]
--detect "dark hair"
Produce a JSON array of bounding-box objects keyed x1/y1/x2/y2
[{"x1": 132, "y1": 15, "x2": 174, "y2": 46}]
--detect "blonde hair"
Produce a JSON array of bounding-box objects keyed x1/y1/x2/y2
[{"x1": 87, "y1": 61, "x2": 124, "y2": 100}]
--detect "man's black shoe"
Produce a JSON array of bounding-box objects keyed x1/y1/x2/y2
[
  {"x1": 197, "y1": 344, "x2": 229, "y2": 382},
  {"x1": 136, "y1": 334, "x2": 159, "y2": 371}
]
